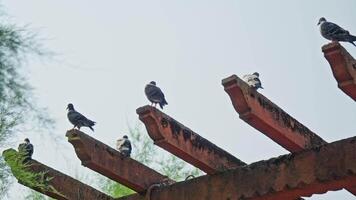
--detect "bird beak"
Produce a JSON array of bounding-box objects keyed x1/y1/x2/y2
[
  {"x1": 317, "y1": 21, "x2": 320, "y2": 25},
  {"x1": 66, "y1": 106, "x2": 68, "y2": 110}
]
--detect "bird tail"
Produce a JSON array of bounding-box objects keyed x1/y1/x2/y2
[
  {"x1": 159, "y1": 99, "x2": 168, "y2": 109},
  {"x1": 89, "y1": 126, "x2": 94, "y2": 132},
  {"x1": 350, "y1": 35, "x2": 356, "y2": 47}
]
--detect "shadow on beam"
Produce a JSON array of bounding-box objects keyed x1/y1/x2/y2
[
  {"x1": 118, "y1": 136, "x2": 356, "y2": 200},
  {"x1": 322, "y1": 42, "x2": 356, "y2": 101},
  {"x1": 3, "y1": 149, "x2": 114, "y2": 200},
  {"x1": 66, "y1": 130, "x2": 174, "y2": 193},
  {"x1": 136, "y1": 105, "x2": 246, "y2": 175}
]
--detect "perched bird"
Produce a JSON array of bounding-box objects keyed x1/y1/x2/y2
[
  {"x1": 145, "y1": 81, "x2": 168, "y2": 109},
  {"x1": 18, "y1": 138, "x2": 34, "y2": 162},
  {"x1": 66, "y1": 103, "x2": 96, "y2": 131},
  {"x1": 116, "y1": 135, "x2": 132, "y2": 157},
  {"x1": 318, "y1": 17, "x2": 356, "y2": 47},
  {"x1": 242, "y1": 72, "x2": 264, "y2": 90}
]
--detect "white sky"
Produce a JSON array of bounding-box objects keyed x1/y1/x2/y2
[{"x1": 1, "y1": 0, "x2": 356, "y2": 199}]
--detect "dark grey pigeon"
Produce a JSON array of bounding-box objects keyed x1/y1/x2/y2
[
  {"x1": 67, "y1": 103, "x2": 96, "y2": 131},
  {"x1": 145, "y1": 81, "x2": 168, "y2": 109},
  {"x1": 318, "y1": 17, "x2": 356, "y2": 47},
  {"x1": 18, "y1": 138, "x2": 34, "y2": 163},
  {"x1": 116, "y1": 135, "x2": 132, "y2": 157},
  {"x1": 242, "y1": 72, "x2": 263, "y2": 90}
]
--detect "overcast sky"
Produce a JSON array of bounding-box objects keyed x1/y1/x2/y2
[{"x1": 2, "y1": 0, "x2": 356, "y2": 199}]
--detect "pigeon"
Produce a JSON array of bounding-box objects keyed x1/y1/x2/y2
[
  {"x1": 145, "y1": 81, "x2": 168, "y2": 109},
  {"x1": 116, "y1": 135, "x2": 132, "y2": 157},
  {"x1": 18, "y1": 138, "x2": 34, "y2": 162},
  {"x1": 242, "y1": 72, "x2": 264, "y2": 90},
  {"x1": 66, "y1": 103, "x2": 96, "y2": 131},
  {"x1": 318, "y1": 17, "x2": 356, "y2": 47}
]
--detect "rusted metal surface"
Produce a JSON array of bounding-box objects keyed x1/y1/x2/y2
[
  {"x1": 118, "y1": 136, "x2": 356, "y2": 200},
  {"x1": 3, "y1": 149, "x2": 113, "y2": 200},
  {"x1": 322, "y1": 42, "x2": 356, "y2": 101},
  {"x1": 66, "y1": 129, "x2": 174, "y2": 193},
  {"x1": 222, "y1": 75, "x2": 326, "y2": 152},
  {"x1": 137, "y1": 106, "x2": 246, "y2": 174}
]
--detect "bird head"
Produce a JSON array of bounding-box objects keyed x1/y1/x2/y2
[
  {"x1": 317, "y1": 17, "x2": 326, "y2": 25},
  {"x1": 66, "y1": 103, "x2": 74, "y2": 110},
  {"x1": 149, "y1": 81, "x2": 156, "y2": 86},
  {"x1": 252, "y1": 72, "x2": 260, "y2": 77},
  {"x1": 24, "y1": 138, "x2": 30, "y2": 143},
  {"x1": 123, "y1": 135, "x2": 128, "y2": 139}
]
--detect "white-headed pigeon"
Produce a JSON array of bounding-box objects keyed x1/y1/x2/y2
[
  {"x1": 67, "y1": 103, "x2": 96, "y2": 131},
  {"x1": 145, "y1": 81, "x2": 168, "y2": 109},
  {"x1": 116, "y1": 135, "x2": 132, "y2": 157},
  {"x1": 243, "y1": 72, "x2": 264, "y2": 90},
  {"x1": 318, "y1": 17, "x2": 356, "y2": 47}
]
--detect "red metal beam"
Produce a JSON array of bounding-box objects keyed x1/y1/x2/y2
[
  {"x1": 117, "y1": 136, "x2": 356, "y2": 200},
  {"x1": 3, "y1": 149, "x2": 114, "y2": 200},
  {"x1": 322, "y1": 42, "x2": 356, "y2": 101},
  {"x1": 136, "y1": 106, "x2": 246, "y2": 175},
  {"x1": 66, "y1": 130, "x2": 174, "y2": 193},
  {"x1": 222, "y1": 74, "x2": 356, "y2": 195},
  {"x1": 222, "y1": 75, "x2": 326, "y2": 152}
]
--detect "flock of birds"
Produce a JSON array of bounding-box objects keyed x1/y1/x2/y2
[{"x1": 17, "y1": 17, "x2": 356, "y2": 160}]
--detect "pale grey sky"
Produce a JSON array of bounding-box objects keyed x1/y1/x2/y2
[{"x1": 2, "y1": 1, "x2": 356, "y2": 199}]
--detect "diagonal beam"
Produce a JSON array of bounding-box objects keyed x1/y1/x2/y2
[
  {"x1": 136, "y1": 106, "x2": 246, "y2": 175},
  {"x1": 222, "y1": 75, "x2": 326, "y2": 152},
  {"x1": 222, "y1": 75, "x2": 356, "y2": 195},
  {"x1": 322, "y1": 42, "x2": 356, "y2": 101},
  {"x1": 3, "y1": 149, "x2": 114, "y2": 200},
  {"x1": 117, "y1": 136, "x2": 356, "y2": 200},
  {"x1": 66, "y1": 130, "x2": 174, "y2": 193}
]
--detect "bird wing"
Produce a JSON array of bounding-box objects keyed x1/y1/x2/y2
[
  {"x1": 145, "y1": 85, "x2": 166, "y2": 103},
  {"x1": 116, "y1": 139, "x2": 125, "y2": 149},
  {"x1": 68, "y1": 110, "x2": 88, "y2": 123},
  {"x1": 322, "y1": 22, "x2": 350, "y2": 40}
]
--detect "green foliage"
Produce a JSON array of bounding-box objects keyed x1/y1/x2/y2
[
  {"x1": 0, "y1": 7, "x2": 53, "y2": 198},
  {"x1": 2, "y1": 149, "x2": 62, "y2": 198},
  {"x1": 100, "y1": 123, "x2": 203, "y2": 198},
  {"x1": 101, "y1": 179, "x2": 134, "y2": 198}
]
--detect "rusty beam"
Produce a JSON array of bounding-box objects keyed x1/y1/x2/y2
[
  {"x1": 322, "y1": 42, "x2": 356, "y2": 101},
  {"x1": 117, "y1": 136, "x2": 356, "y2": 200},
  {"x1": 136, "y1": 106, "x2": 246, "y2": 175},
  {"x1": 3, "y1": 149, "x2": 113, "y2": 200},
  {"x1": 222, "y1": 75, "x2": 356, "y2": 195},
  {"x1": 222, "y1": 75, "x2": 326, "y2": 152},
  {"x1": 66, "y1": 129, "x2": 174, "y2": 193}
]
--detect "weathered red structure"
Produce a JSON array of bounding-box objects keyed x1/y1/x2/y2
[
  {"x1": 4, "y1": 42, "x2": 356, "y2": 199},
  {"x1": 322, "y1": 42, "x2": 356, "y2": 101}
]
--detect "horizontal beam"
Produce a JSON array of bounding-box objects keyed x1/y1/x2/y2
[
  {"x1": 222, "y1": 75, "x2": 326, "y2": 152},
  {"x1": 118, "y1": 136, "x2": 356, "y2": 200},
  {"x1": 66, "y1": 130, "x2": 174, "y2": 193},
  {"x1": 136, "y1": 106, "x2": 246, "y2": 174},
  {"x1": 3, "y1": 149, "x2": 113, "y2": 200},
  {"x1": 322, "y1": 42, "x2": 356, "y2": 101}
]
